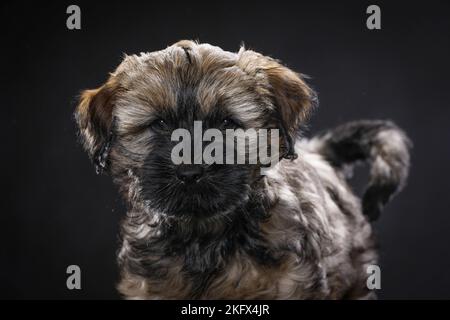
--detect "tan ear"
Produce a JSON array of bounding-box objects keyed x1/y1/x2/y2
[
  {"x1": 237, "y1": 49, "x2": 317, "y2": 158},
  {"x1": 75, "y1": 77, "x2": 120, "y2": 173}
]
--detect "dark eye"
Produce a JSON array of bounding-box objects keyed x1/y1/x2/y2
[
  {"x1": 149, "y1": 119, "x2": 168, "y2": 131},
  {"x1": 221, "y1": 117, "x2": 239, "y2": 129}
]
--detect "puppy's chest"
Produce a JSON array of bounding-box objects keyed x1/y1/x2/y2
[
  {"x1": 120, "y1": 202, "x2": 327, "y2": 299},
  {"x1": 196, "y1": 251, "x2": 306, "y2": 299},
  {"x1": 131, "y1": 235, "x2": 322, "y2": 299}
]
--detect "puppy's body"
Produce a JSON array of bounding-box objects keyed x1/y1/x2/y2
[
  {"x1": 75, "y1": 41, "x2": 410, "y2": 299},
  {"x1": 118, "y1": 142, "x2": 374, "y2": 299}
]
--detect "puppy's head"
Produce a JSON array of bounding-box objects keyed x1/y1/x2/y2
[{"x1": 75, "y1": 40, "x2": 316, "y2": 219}]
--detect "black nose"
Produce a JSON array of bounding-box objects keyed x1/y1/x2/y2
[{"x1": 176, "y1": 165, "x2": 204, "y2": 183}]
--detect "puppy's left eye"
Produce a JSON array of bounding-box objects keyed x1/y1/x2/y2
[{"x1": 221, "y1": 117, "x2": 240, "y2": 129}]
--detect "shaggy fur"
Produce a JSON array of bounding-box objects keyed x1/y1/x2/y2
[{"x1": 75, "y1": 40, "x2": 411, "y2": 299}]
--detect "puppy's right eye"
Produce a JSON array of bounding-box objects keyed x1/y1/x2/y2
[{"x1": 148, "y1": 119, "x2": 168, "y2": 131}]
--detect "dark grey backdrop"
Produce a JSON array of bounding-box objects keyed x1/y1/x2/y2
[{"x1": 2, "y1": 0, "x2": 450, "y2": 299}]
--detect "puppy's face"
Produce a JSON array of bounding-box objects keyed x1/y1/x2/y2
[{"x1": 75, "y1": 41, "x2": 315, "y2": 219}]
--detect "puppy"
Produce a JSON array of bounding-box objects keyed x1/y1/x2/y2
[{"x1": 75, "y1": 40, "x2": 411, "y2": 299}]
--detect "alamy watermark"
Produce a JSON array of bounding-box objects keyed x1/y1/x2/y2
[
  {"x1": 170, "y1": 121, "x2": 281, "y2": 175},
  {"x1": 366, "y1": 5, "x2": 381, "y2": 30},
  {"x1": 66, "y1": 5, "x2": 81, "y2": 30},
  {"x1": 66, "y1": 265, "x2": 81, "y2": 290},
  {"x1": 67, "y1": 5, "x2": 380, "y2": 31},
  {"x1": 366, "y1": 264, "x2": 381, "y2": 290}
]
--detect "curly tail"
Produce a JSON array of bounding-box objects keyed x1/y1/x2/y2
[{"x1": 310, "y1": 120, "x2": 411, "y2": 221}]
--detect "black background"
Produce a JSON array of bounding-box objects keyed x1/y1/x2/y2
[{"x1": 2, "y1": 0, "x2": 450, "y2": 299}]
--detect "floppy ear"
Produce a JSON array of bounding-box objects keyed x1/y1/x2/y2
[
  {"x1": 75, "y1": 78, "x2": 119, "y2": 174},
  {"x1": 237, "y1": 49, "x2": 317, "y2": 159}
]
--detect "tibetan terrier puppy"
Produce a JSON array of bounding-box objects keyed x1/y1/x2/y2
[{"x1": 75, "y1": 40, "x2": 411, "y2": 299}]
